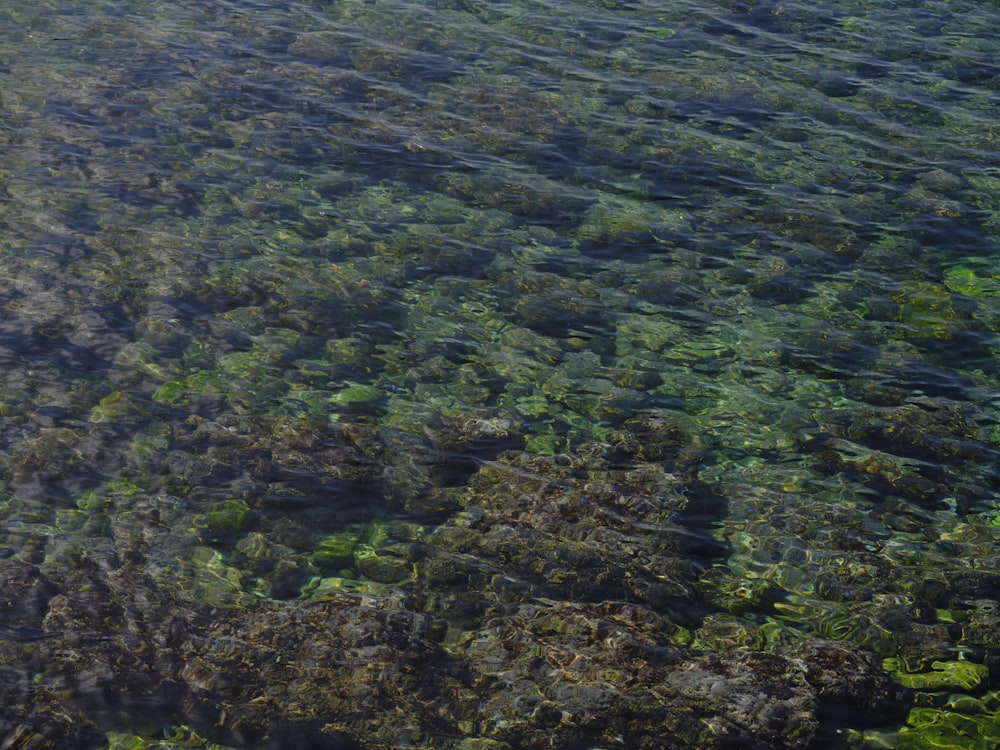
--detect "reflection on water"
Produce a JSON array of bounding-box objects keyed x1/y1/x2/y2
[{"x1": 1, "y1": 0, "x2": 999, "y2": 747}]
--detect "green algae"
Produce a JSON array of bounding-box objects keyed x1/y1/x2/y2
[
  {"x1": 884, "y1": 658, "x2": 990, "y2": 692},
  {"x1": 310, "y1": 531, "x2": 360, "y2": 570},
  {"x1": 193, "y1": 499, "x2": 254, "y2": 534},
  {"x1": 896, "y1": 705, "x2": 1000, "y2": 750},
  {"x1": 106, "y1": 727, "x2": 233, "y2": 750}
]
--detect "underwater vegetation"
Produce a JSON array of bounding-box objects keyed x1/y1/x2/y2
[{"x1": 1, "y1": 0, "x2": 999, "y2": 747}]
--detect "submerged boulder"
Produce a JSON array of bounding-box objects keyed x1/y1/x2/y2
[
  {"x1": 0, "y1": 420, "x2": 826, "y2": 749},
  {"x1": 0, "y1": 555, "x2": 819, "y2": 749}
]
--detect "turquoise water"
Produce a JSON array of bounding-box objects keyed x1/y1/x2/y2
[{"x1": 1, "y1": 0, "x2": 999, "y2": 747}]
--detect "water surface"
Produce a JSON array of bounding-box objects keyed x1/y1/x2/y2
[{"x1": 1, "y1": 0, "x2": 999, "y2": 747}]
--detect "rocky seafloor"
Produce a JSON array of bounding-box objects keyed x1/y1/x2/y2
[
  {"x1": 1, "y1": 0, "x2": 1000, "y2": 747},
  {"x1": 1, "y1": 406, "x2": 998, "y2": 748},
  {"x1": 0, "y1": 416, "x2": 887, "y2": 749}
]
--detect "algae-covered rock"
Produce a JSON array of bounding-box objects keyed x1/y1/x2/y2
[
  {"x1": 0, "y1": 416, "x2": 828, "y2": 750},
  {"x1": 458, "y1": 602, "x2": 817, "y2": 749},
  {"x1": 194, "y1": 499, "x2": 254, "y2": 534},
  {"x1": 0, "y1": 685, "x2": 106, "y2": 750},
  {"x1": 420, "y1": 426, "x2": 722, "y2": 620},
  {"x1": 0, "y1": 555, "x2": 822, "y2": 750},
  {"x1": 310, "y1": 531, "x2": 359, "y2": 569},
  {"x1": 784, "y1": 639, "x2": 891, "y2": 711}
]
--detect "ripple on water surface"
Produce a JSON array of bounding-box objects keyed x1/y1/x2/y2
[{"x1": 1, "y1": 0, "x2": 1000, "y2": 747}]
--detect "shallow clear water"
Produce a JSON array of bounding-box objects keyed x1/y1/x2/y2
[{"x1": 1, "y1": 0, "x2": 999, "y2": 748}]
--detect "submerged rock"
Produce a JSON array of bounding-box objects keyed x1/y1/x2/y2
[
  {"x1": 0, "y1": 555, "x2": 820, "y2": 750},
  {"x1": 0, "y1": 419, "x2": 825, "y2": 749}
]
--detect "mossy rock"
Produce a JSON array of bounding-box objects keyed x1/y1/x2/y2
[{"x1": 193, "y1": 499, "x2": 254, "y2": 533}]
